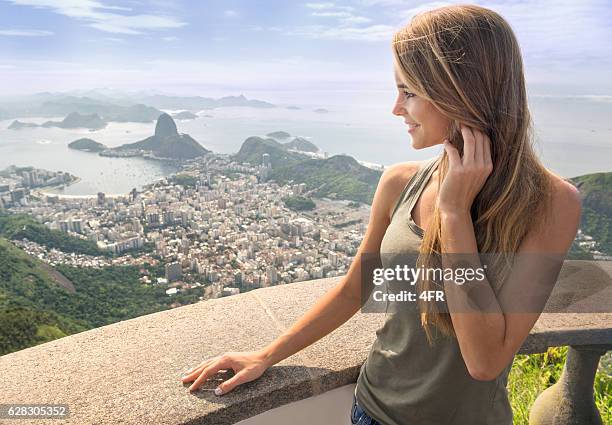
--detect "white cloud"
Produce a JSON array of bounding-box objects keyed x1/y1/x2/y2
[
  {"x1": 224, "y1": 9, "x2": 238, "y2": 17},
  {"x1": 162, "y1": 36, "x2": 178, "y2": 41},
  {"x1": 304, "y1": 2, "x2": 354, "y2": 11},
  {"x1": 307, "y1": 2, "x2": 375, "y2": 30},
  {"x1": 288, "y1": 24, "x2": 395, "y2": 41},
  {"x1": 340, "y1": 16, "x2": 372, "y2": 24},
  {"x1": 0, "y1": 29, "x2": 54, "y2": 36},
  {"x1": 6, "y1": 0, "x2": 187, "y2": 34},
  {"x1": 305, "y1": 2, "x2": 334, "y2": 9},
  {"x1": 312, "y1": 11, "x2": 353, "y2": 18}
]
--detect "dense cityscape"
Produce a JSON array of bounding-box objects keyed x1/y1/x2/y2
[{"x1": 0, "y1": 153, "x2": 371, "y2": 305}]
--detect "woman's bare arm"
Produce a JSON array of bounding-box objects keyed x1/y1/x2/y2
[
  {"x1": 182, "y1": 161, "x2": 422, "y2": 393},
  {"x1": 257, "y1": 161, "x2": 421, "y2": 367},
  {"x1": 437, "y1": 127, "x2": 581, "y2": 381}
]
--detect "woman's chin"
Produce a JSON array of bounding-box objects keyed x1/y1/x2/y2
[
  {"x1": 410, "y1": 138, "x2": 426, "y2": 149},
  {"x1": 411, "y1": 138, "x2": 442, "y2": 150}
]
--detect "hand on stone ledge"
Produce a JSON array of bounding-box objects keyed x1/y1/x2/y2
[{"x1": 180, "y1": 350, "x2": 269, "y2": 395}]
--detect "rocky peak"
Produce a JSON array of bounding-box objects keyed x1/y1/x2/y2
[{"x1": 154, "y1": 113, "x2": 178, "y2": 138}]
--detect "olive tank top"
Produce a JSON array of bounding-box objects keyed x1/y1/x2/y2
[{"x1": 354, "y1": 155, "x2": 514, "y2": 425}]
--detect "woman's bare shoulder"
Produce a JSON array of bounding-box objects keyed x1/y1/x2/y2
[
  {"x1": 378, "y1": 160, "x2": 426, "y2": 219},
  {"x1": 522, "y1": 170, "x2": 582, "y2": 253},
  {"x1": 550, "y1": 173, "x2": 581, "y2": 223},
  {"x1": 545, "y1": 170, "x2": 581, "y2": 216},
  {"x1": 382, "y1": 160, "x2": 425, "y2": 187}
]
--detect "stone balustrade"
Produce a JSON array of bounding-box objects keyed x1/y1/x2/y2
[{"x1": 0, "y1": 260, "x2": 610, "y2": 424}]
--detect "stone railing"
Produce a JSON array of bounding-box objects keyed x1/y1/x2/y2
[{"x1": 0, "y1": 260, "x2": 610, "y2": 425}]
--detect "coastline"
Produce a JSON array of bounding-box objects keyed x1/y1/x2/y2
[{"x1": 32, "y1": 177, "x2": 130, "y2": 200}]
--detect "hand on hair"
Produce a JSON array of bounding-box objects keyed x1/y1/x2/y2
[{"x1": 437, "y1": 124, "x2": 493, "y2": 214}]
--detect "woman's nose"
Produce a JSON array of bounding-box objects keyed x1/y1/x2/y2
[{"x1": 392, "y1": 98, "x2": 406, "y2": 116}]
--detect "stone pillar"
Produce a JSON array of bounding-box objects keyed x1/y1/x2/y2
[{"x1": 529, "y1": 344, "x2": 612, "y2": 425}]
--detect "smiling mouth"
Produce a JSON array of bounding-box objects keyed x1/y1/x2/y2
[{"x1": 408, "y1": 124, "x2": 420, "y2": 130}]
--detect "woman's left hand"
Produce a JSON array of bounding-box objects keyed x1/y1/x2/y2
[{"x1": 437, "y1": 124, "x2": 493, "y2": 214}]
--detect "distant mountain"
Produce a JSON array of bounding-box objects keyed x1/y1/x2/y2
[
  {"x1": 266, "y1": 131, "x2": 291, "y2": 139},
  {"x1": 110, "y1": 113, "x2": 209, "y2": 160},
  {"x1": 283, "y1": 137, "x2": 318, "y2": 153},
  {"x1": 570, "y1": 171, "x2": 612, "y2": 256},
  {"x1": 0, "y1": 92, "x2": 275, "y2": 122},
  {"x1": 0, "y1": 94, "x2": 162, "y2": 123},
  {"x1": 40, "y1": 100, "x2": 161, "y2": 123},
  {"x1": 105, "y1": 104, "x2": 162, "y2": 123},
  {"x1": 172, "y1": 111, "x2": 198, "y2": 120},
  {"x1": 134, "y1": 93, "x2": 275, "y2": 110},
  {"x1": 42, "y1": 112, "x2": 107, "y2": 130},
  {"x1": 7, "y1": 120, "x2": 37, "y2": 130},
  {"x1": 68, "y1": 138, "x2": 107, "y2": 152},
  {"x1": 232, "y1": 136, "x2": 380, "y2": 204}
]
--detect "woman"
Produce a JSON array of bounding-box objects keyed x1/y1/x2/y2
[{"x1": 181, "y1": 4, "x2": 581, "y2": 424}]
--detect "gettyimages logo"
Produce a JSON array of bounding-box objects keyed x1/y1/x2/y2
[{"x1": 360, "y1": 252, "x2": 612, "y2": 314}]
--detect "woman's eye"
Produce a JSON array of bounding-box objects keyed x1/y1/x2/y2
[{"x1": 403, "y1": 90, "x2": 415, "y2": 98}]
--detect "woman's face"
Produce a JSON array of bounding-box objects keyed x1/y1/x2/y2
[{"x1": 392, "y1": 64, "x2": 451, "y2": 149}]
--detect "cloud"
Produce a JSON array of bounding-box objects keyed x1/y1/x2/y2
[
  {"x1": 312, "y1": 11, "x2": 353, "y2": 18},
  {"x1": 224, "y1": 9, "x2": 238, "y2": 17},
  {"x1": 306, "y1": 1, "x2": 374, "y2": 30},
  {"x1": 0, "y1": 56, "x2": 388, "y2": 95},
  {"x1": 341, "y1": 15, "x2": 372, "y2": 24},
  {"x1": 5, "y1": 0, "x2": 187, "y2": 34},
  {"x1": 288, "y1": 24, "x2": 395, "y2": 41},
  {"x1": 0, "y1": 28, "x2": 54, "y2": 36},
  {"x1": 305, "y1": 2, "x2": 354, "y2": 11}
]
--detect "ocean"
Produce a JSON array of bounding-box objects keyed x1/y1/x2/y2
[{"x1": 0, "y1": 91, "x2": 610, "y2": 195}]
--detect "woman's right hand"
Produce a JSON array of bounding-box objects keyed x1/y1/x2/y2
[{"x1": 180, "y1": 350, "x2": 271, "y2": 395}]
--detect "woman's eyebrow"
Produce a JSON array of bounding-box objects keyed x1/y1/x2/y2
[{"x1": 396, "y1": 83, "x2": 409, "y2": 89}]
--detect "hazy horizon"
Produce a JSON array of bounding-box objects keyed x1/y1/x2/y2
[{"x1": 1, "y1": 0, "x2": 611, "y2": 97}]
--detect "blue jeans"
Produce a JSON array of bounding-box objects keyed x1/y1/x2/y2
[{"x1": 351, "y1": 394, "x2": 383, "y2": 425}]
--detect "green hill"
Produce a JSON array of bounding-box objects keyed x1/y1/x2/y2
[
  {"x1": 232, "y1": 137, "x2": 381, "y2": 204},
  {"x1": 0, "y1": 237, "x2": 188, "y2": 356},
  {"x1": 570, "y1": 171, "x2": 612, "y2": 256},
  {"x1": 0, "y1": 238, "x2": 88, "y2": 355},
  {"x1": 0, "y1": 213, "x2": 104, "y2": 256},
  {"x1": 283, "y1": 137, "x2": 318, "y2": 152},
  {"x1": 272, "y1": 154, "x2": 381, "y2": 204},
  {"x1": 233, "y1": 136, "x2": 307, "y2": 167}
]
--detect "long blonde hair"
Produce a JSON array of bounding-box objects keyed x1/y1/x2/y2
[{"x1": 392, "y1": 4, "x2": 554, "y2": 344}]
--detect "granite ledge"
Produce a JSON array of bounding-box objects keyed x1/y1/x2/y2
[{"x1": 0, "y1": 260, "x2": 610, "y2": 424}]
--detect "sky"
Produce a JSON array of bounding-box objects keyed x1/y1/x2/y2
[{"x1": 0, "y1": 0, "x2": 611, "y2": 100}]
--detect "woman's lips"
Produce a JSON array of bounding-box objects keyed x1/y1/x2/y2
[{"x1": 408, "y1": 124, "x2": 420, "y2": 133}]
